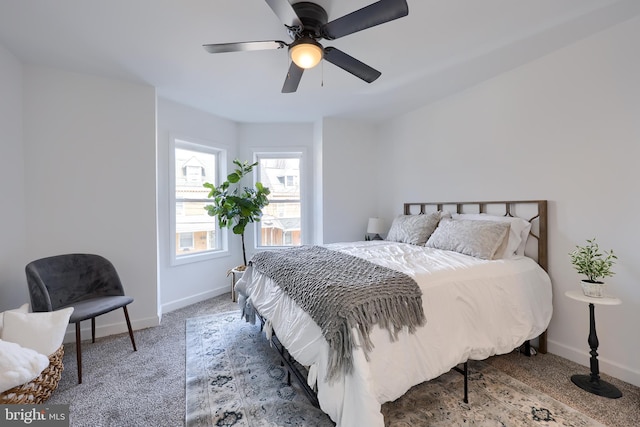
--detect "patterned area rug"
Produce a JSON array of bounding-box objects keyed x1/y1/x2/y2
[
  {"x1": 185, "y1": 312, "x2": 603, "y2": 427},
  {"x1": 186, "y1": 312, "x2": 330, "y2": 427}
]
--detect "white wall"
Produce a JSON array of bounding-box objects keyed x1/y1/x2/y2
[
  {"x1": 0, "y1": 43, "x2": 27, "y2": 311},
  {"x1": 156, "y1": 98, "x2": 239, "y2": 312},
  {"x1": 378, "y1": 16, "x2": 640, "y2": 386},
  {"x1": 312, "y1": 120, "x2": 324, "y2": 244},
  {"x1": 320, "y1": 118, "x2": 380, "y2": 243},
  {"x1": 21, "y1": 66, "x2": 159, "y2": 336}
]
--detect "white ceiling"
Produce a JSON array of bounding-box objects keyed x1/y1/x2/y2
[{"x1": 1, "y1": 0, "x2": 638, "y2": 123}]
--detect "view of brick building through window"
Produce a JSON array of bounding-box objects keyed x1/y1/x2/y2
[
  {"x1": 257, "y1": 157, "x2": 301, "y2": 247},
  {"x1": 174, "y1": 147, "x2": 218, "y2": 256},
  {"x1": 174, "y1": 148, "x2": 302, "y2": 256}
]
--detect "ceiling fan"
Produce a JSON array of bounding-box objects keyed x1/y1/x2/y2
[{"x1": 203, "y1": 0, "x2": 409, "y2": 93}]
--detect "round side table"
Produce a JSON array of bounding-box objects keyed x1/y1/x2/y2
[{"x1": 565, "y1": 290, "x2": 622, "y2": 398}]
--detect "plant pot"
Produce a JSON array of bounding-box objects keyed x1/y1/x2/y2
[{"x1": 580, "y1": 280, "x2": 606, "y2": 298}]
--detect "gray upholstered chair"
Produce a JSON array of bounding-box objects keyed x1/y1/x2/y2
[{"x1": 25, "y1": 253, "x2": 137, "y2": 383}]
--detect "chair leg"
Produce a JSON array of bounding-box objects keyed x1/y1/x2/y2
[
  {"x1": 75, "y1": 322, "x2": 83, "y2": 384},
  {"x1": 123, "y1": 306, "x2": 137, "y2": 352},
  {"x1": 91, "y1": 317, "x2": 96, "y2": 343}
]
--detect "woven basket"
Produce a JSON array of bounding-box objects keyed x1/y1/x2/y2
[{"x1": 0, "y1": 345, "x2": 64, "y2": 404}]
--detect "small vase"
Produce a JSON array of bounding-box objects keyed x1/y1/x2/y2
[{"x1": 580, "y1": 280, "x2": 606, "y2": 298}]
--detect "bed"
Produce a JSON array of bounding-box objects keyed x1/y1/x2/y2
[{"x1": 235, "y1": 200, "x2": 553, "y2": 427}]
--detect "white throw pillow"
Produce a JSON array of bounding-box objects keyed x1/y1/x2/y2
[
  {"x1": 426, "y1": 218, "x2": 510, "y2": 260},
  {"x1": 1, "y1": 307, "x2": 74, "y2": 356},
  {"x1": 0, "y1": 339, "x2": 49, "y2": 394},
  {"x1": 0, "y1": 303, "x2": 30, "y2": 336},
  {"x1": 452, "y1": 213, "x2": 531, "y2": 258}
]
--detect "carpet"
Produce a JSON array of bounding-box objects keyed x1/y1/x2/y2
[{"x1": 185, "y1": 312, "x2": 604, "y2": 427}]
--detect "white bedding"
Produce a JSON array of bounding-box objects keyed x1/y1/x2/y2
[{"x1": 236, "y1": 240, "x2": 553, "y2": 427}]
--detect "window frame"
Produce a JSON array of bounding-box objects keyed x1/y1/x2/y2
[
  {"x1": 253, "y1": 149, "x2": 308, "y2": 249},
  {"x1": 170, "y1": 137, "x2": 228, "y2": 266}
]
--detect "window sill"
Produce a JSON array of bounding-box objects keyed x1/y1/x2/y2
[{"x1": 171, "y1": 249, "x2": 229, "y2": 266}]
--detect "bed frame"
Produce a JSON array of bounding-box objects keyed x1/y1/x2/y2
[
  {"x1": 259, "y1": 199, "x2": 549, "y2": 409},
  {"x1": 403, "y1": 200, "x2": 549, "y2": 403}
]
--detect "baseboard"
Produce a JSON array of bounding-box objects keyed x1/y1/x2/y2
[
  {"x1": 62, "y1": 314, "x2": 159, "y2": 344},
  {"x1": 548, "y1": 339, "x2": 640, "y2": 388},
  {"x1": 60, "y1": 287, "x2": 229, "y2": 344},
  {"x1": 161, "y1": 285, "x2": 229, "y2": 313}
]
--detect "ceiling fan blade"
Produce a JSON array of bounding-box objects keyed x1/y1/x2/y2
[
  {"x1": 265, "y1": 0, "x2": 302, "y2": 28},
  {"x1": 203, "y1": 40, "x2": 287, "y2": 54},
  {"x1": 322, "y1": 0, "x2": 408, "y2": 40},
  {"x1": 282, "y1": 62, "x2": 304, "y2": 93},
  {"x1": 323, "y1": 47, "x2": 381, "y2": 83}
]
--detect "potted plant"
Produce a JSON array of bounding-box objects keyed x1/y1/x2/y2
[
  {"x1": 569, "y1": 238, "x2": 617, "y2": 298},
  {"x1": 204, "y1": 159, "x2": 270, "y2": 268}
]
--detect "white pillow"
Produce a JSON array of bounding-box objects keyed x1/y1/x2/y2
[
  {"x1": 0, "y1": 339, "x2": 49, "y2": 394},
  {"x1": 386, "y1": 211, "x2": 449, "y2": 246},
  {"x1": 426, "y1": 218, "x2": 510, "y2": 260},
  {"x1": 452, "y1": 213, "x2": 531, "y2": 258},
  {"x1": 0, "y1": 303, "x2": 30, "y2": 336},
  {"x1": 1, "y1": 307, "x2": 74, "y2": 356}
]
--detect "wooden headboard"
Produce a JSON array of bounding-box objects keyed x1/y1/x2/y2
[{"x1": 404, "y1": 200, "x2": 549, "y2": 353}]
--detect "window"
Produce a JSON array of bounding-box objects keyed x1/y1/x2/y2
[
  {"x1": 255, "y1": 153, "x2": 303, "y2": 247},
  {"x1": 171, "y1": 138, "x2": 226, "y2": 263},
  {"x1": 179, "y1": 233, "x2": 194, "y2": 251}
]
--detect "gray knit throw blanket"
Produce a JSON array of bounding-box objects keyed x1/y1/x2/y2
[{"x1": 249, "y1": 245, "x2": 425, "y2": 381}]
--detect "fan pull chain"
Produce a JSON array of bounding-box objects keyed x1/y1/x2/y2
[{"x1": 321, "y1": 60, "x2": 324, "y2": 88}]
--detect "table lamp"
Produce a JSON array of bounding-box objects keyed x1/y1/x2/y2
[{"x1": 367, "y1": 218, "x2": 384, "y2": 240}]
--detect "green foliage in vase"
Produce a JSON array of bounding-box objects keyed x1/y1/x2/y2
[
  {"x1": 569, "y1": 238, "x2": 617, "y2": 283},
  {"x1": 204, "y1": 159, "x2": 270, "y2": 266}
]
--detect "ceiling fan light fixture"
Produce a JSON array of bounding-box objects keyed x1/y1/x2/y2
[{"x1": 290, "y1": 39, "x2": 323, "y2": 69}]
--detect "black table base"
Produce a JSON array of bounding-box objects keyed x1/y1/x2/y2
[
  {"x1": 571, "y1": 374, "x2": 622, "y2": 398},
  {"x1": 571, "y1": 302, "x2": 622, "y2": 399}
]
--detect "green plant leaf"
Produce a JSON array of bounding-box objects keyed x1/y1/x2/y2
[
  {"x1": 232, "y1": 223, "x2": 245, "y2": 235},
  {"x1": 569, "y1": 238, "x2": 617, "y2": 282},
  {"x1": 204, "y1": 158, "x2": 270, "y2": 260},
  {"x1": 227, "y1": 172, "x2": 240, "y2": 183}
]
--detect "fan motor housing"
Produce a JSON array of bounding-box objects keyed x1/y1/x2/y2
[{"x1": 290, "y1": 2, "x2": 328, "y2": 39}]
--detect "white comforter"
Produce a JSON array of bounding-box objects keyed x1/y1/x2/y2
[{"x1": 236, "y1": 241, "x2": 553, "y2": 427}]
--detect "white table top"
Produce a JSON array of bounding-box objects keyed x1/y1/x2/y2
[{"x1": 565, "y1": 290, "x2": 621, "y2": 305}]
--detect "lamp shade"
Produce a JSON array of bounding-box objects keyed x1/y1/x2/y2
[
  {"x1": 290, "y1": 39, "x2": 323, "y2": 69},
  {"x1": 367, "y1": 218, "x2": 385, "y2": 235}
]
